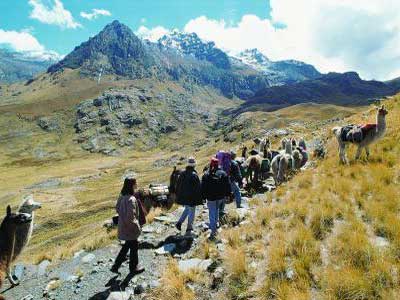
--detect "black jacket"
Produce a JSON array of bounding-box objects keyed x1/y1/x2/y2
[
  {"x1": 176, "y1": 167, "x2": 202, "y2": 206},
  {"x1": 230, "y1": 160, "x2": 242, "y2": 184},
  {"x1": 201, "y1": 168, "x2": 231, "y2": 201}
]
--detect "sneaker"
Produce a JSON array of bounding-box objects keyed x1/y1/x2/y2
[
  {"x1": 130, "y1": 266, "x2": 145, "y2": 275},
  {"x1": 175, "y1": 222, "x2": 182, "y2": 231},
  {"x1": 110, "y1": 265, "x2": 120, "y2": 274}
]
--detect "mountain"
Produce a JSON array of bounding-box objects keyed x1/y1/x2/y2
[
  {"x1": 47, "y1": 21, "x2": 269, "y2": 99},
  {"x1": 234, "y1": 49, "x2": 321, "y2": 85},
  {"x1": 234, "y1": 71, "x2": 399, "y2": 113},
  {"x1": 48, "y1": 20, "x2": 154, "y2": 78},
  {"x1": 0, "y1": 49, "x2": 58, "y2": 83},
  {"x1": 158, "y1": 31, "x2": 230, "y2": 69},
  {"x1": 386, "y1": 76, "x2": 400, "y2": 91}
]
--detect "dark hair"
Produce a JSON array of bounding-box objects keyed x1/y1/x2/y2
[{"x1": 120, "y1": 178, "x2": 137, "y2": 196}]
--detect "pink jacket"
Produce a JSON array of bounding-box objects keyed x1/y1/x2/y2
[{"x1": 116, "y1": 195, "x2": 141, "y2": 241}]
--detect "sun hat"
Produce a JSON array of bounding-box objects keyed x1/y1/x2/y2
[{"x1": 187, "y1": 157, "x2": 196, "y2": 167}]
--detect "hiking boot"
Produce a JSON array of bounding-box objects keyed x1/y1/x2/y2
[
  {"x1": 175, "y1": 222, "x2": 182, "y2": 231},
  {"x1": 130, "y1": 265, "x2": 145, "y2": 275}
]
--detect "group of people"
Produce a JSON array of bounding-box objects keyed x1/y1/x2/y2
[
  {"x1": 110, "y1": 137, "x2": 309, "y2": 276},
  {"x1": 174, "y1": 152, "x2": 243, "y2": 241}
]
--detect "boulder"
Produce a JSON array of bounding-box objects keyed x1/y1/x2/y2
[
  {"x1": 37, "y1": 117, "x2": 60, "y2": 132},
  {"x1": 178, "y1": 258, "x2": 212, "y2": 272}
]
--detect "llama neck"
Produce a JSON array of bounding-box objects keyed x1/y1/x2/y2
[
  {"x1": 0, "y1": 224, "x2": 17, "y2": 265},
  {"x1": 377, "y1": 114, "x2": 386, "y2": 132}
]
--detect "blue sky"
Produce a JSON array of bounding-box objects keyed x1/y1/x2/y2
[
  {"x1": 0, "y1": 1, "x2": 399, "y2": 80},
  {"x1": 0, "y1": 0, "x2": 270, "y2": 55}
]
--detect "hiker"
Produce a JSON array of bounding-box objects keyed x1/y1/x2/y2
[
  {"x1": 201, "y1": 158, "x2": 231, "y2": 240},
  {"x1": 229, "y1": 151, "x2": 243, "y2": 208},
  {"x1": 175, "y1": 157, "x2": 202, "y2": 235},
  {"x1": 111, "y1": 176, "x2": 146, "y2": 275},
  {"x1": 241, "y1": 146, "x2": 248, "y2": 159}
]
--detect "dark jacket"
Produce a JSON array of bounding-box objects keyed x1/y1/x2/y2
[
  {"x1": 176, "y1": 167, "x2": 202, "y2": 206},
  {"x1": 230, "y1": 160, "x2": 242, "y2": 184},
  {"x1": 201, "y1": 168, "x2": 231, "y2": 201}
]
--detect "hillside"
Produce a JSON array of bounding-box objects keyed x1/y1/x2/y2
[
  {"x1": 0, "y1": 49, "x2": 58, "y2": 83},
  {"x1": 149, "y1": 94, "x2": 400, "y2": 300},
  {"x1": 234, "y1": 72, "x2": 399, "y2": 113}
]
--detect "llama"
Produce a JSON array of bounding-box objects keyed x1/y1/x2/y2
[
  {"x1": 332, "y1": 105, "x2": 388, "y2": 164},
  {"x1": 7, "y1": 196, "x2": 41, "y2": 286},
  {"x1": 272, "y1": 140, "x2": 294, "y2": 185},
  {"x1": 245, "y1": 154, "x2": 262, "y2": 184},
  {"x1": 0, "y1": 206, "x2": 32, "y2": 297}
]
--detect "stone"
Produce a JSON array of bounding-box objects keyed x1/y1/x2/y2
[
  {"x1": 178, "y1": 258, "x2": 212, "y2": 272},
  {"x1": 106, "y1": 291, "x2": 132, "y2": 300},
  {"x1": 154, "y1": 215, "x2": 174, "y2": 223},
  {"x1": 28, "y1": 178, "x2": 61, "y2": 190},
  {"x1": 134, "y1": 284, "x2": 145, "y2": 294},
  {"x1": 155, "y1": 243, "x2": 176, "y2": 255},
  {"x1": 81, "y1": 253, "x2": 96, "y2": 264},
  {"x1": 21, "y1": 295, "x2": 34, "y2": 300},
  {"x1": 149, "y1": 280, "x2": 160, "y2": 289},
  {"x1": 38, "y1": 260, "x2": 51, "y2": 276},
  {"x1": 211, "y1": 267, "x2": 224, "y2": 289},
  {"x1": 43, "y1": 279, "x2": 61, "y2": 296},
  {"x1": 74, "y1": 250, "x2": 85, "y2": 258},
  {"x1": 14, "y1": 264, "x2": 25, "y2": 280},
  {"x1": 37, "y1": 117, "x2": 60, "y2": 132}
]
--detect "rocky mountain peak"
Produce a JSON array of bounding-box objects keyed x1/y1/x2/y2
[
  {"x1": 158, "y1": 31, "x2": 231, "y2": 69},
  {"x1": 48, "y1": 20, "x2": 153, "y2": 77},
  {"x1": 236, "y1": 49, "x2": 271, "y2": 69}
]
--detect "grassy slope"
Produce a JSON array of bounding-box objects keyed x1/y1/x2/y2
[
  {"x1": 148, "y1": 94, "x2": 399, "y2": 300},
  {"x1": 204, "y1": 94, "x2": 400, "y2": 299}
]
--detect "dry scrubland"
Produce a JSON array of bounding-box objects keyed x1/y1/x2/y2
[
  {"x1": 0, "y1": 71, "x2": 362, "y2": 264},
  {"x1": 150, "y1": 94, "x2": 400, "y2": 300}
]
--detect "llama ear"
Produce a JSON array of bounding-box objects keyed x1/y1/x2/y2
[{"x1": 6, "y1": 205, "x2": 11, "y2": 216}]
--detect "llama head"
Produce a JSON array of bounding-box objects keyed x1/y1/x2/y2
[
  {"x1": 19, "y1": 195, "x2": 41, "y2": 214},
  {"x1": 3, "y1": 205, "x2": 32, "y2": 227},
  {"x1": 377, "y1": 105, "x2": 388, "y2": 116}
]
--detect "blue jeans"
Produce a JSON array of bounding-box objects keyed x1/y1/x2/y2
[
  {"x1": 177, "y1": 205, "x2": 196, "y2": 231},
  {"x1": 207, "y1": 199, "x2": 222, "y2": 235},
  {"x1": 231, "y1": 181, "x2": 242, "y2": 208}
]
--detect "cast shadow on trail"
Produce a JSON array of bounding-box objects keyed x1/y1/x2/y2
[{"x1": 139, "y1": 234, "x2": 194, "y2": 255}]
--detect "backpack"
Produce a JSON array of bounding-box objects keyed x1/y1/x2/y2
[{"x1": 216, "y1": 151, "x2": 232, "y2": 175}]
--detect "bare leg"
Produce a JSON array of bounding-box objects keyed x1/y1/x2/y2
[{"x1": 355, "y1": 146, "x2": 362, "y2": 160}]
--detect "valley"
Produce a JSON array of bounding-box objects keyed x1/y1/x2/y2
[{"x1": 0, "y1": 18, "x2": 399, "y2": 300}]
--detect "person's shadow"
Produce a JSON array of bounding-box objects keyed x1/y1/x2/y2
[
  {"x1": 89, "y1": 234, "x2": 194, "y2": 299},
  {"x1": 139, "y1": 234, "x2": 194, "y2": 255},
  {"x1": 88, "y1": 273, "x2": 136, "y2": 300}
]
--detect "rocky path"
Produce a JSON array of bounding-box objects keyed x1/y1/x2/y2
[{"x1": 3, "y1": 189, "x2": 262, "y2": 300}]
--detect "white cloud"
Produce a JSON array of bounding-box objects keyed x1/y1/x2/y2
[
  {"x1": 180, "y1": 0, "x2": 400, "y2": 80},
  {"x1": 80, "y1": 9, "x2": 111, "y2": 21},
  {"x1": 0, "y1": 29, "x2": 61, "y2": 60},
  {"x1": 29, "y1": 0, "x2": 81, "y2": 29},
  {"x1": 136, "y1": 25, "x2": 170, "y2": 42}
]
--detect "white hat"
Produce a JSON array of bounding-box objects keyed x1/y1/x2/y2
[{"x1": 187, "y1": 157, "x2": 196, "y2": 167}]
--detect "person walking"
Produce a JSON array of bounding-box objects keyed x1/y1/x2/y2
[
  {"x1": 202, "y1": 157, "x2": 231, "y2": 240},
  {"x1": 229, "y1": 151, "x2": 243, "y2": 208},
  {"x1": 175, "y1": 157, "x2": 202, "y2": 235},
  {"x1": 111, "y1": 176, "x2": 145, "y2": 275}
]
